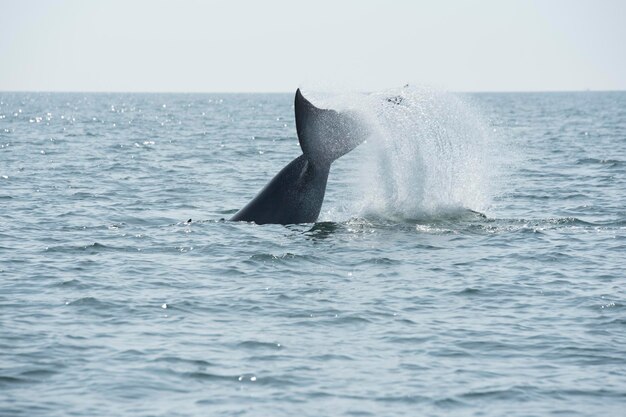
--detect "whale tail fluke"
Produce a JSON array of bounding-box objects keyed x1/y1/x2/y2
[
  {"x1": 294, "y1": 88, "x2": 366, "y2": 167},
  {"x1": 231, "y1": 89, "x2": 367, "y2": 225}
]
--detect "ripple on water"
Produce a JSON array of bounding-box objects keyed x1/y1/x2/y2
[
  {"x1": 236, "y1": 340, "x2": 283, "y2": 350},
  {"x1": 45, "y1": 242, "x2": 131, "y2": 254},
  {"x1": 2, "y1": 91, "x2": 626, "y2": 417}
]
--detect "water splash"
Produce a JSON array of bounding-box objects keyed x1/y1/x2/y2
[{"x1": 316, "y1": 86, "x2": 498, "y2": 222}]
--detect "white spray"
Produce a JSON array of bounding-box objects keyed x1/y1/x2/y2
[{"x1": 312, "y1": 86, "x2": 498, "y2": 222}]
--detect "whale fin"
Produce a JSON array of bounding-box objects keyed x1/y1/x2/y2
[
  {"x1": 230, "y1": 89, "x2": 366, "y2": 225},
  {"x1": 294, "y1": 89, "x2": 365, "y2": 167}
]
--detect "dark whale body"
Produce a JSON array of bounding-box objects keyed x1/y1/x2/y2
[{"x1": 230, "y1": 89, "x2": 366, "y2": 225}]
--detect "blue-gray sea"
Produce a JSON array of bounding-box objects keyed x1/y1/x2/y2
[{"x1": 1, "y1": 90, "x2": 625, "y2": 417}]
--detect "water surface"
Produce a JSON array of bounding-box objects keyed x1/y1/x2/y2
[{"x1": 1, "y1": 90, "x2": 625, "y2": 416}]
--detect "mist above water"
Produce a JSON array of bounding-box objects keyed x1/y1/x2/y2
[{"x1": 313, "y1": 86, "x2": 498, "y2": 222}]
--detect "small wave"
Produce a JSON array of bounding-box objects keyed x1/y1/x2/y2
[
  {"x1": 374, "y1": 394, "x2": 430, "y2": 404},
  {"x1": 594, "y1": 218, "x2": 626, "y2": 227},
  {"x1": 308, "y1": 212, "x2": 619, "y2": 237},
  {"x1": 152, "y1": 356, "x2": 213, "y2": 368},
  {"x1": 176, "y1": 371, "x2": 236, "y2": 384},
  {"x1": 561, "y1": 193, "x2": 589, "y2": 200},
  {"x1": 304, "y1": 221, "x2": 344, "y2": 237},
  {"x1": 65, "y1": 296, "x2": 109, "y2": 307},
  {"x1": 308, "y1": 391, "x2": 430, "y2": 405},
  {"x1": 45, "y1": 242, "x2": 132, "y2": 253},
  {"x1": 355, "y1": 257, "x2": 401, "y2": 266},
  {"x1": 115, "y1": 349, "x2": 145, "y2": 358},
  {"x1": 576, "y1": 157, "x2": 624, "y2": 167},
  {"x1": 182, "y1": 370, "x2": 293, "y2": 386},
  {"x1": 333, "y1": 315, "x2": 372, "y2": 325},
  {"x1": 237, "y1": 340, "x2": 283, "y2": 350},
  {"x1": 0, "y1": 375, "x2": 27, "y2": 386},
  {"x1": 246, "y1": 252, "x2": 320, "y2": 264},
  {"x1": 69, "y1": 191, "x2": 95, "y2": 199},
  {"x1": 288, "y1": 313, "x2": 372, "y2": 328},
  {"x1": 64, "y1": 297, "x2": 123, "y2": 318},
  {"x1": 319, "y1": 210, "x2": 489, "y2": 236},
  {"x1": 309, "y1": 353, "x2": 355, "y2": 361},
  {"x1": 455, "y1": 287, "x2": 482, "y2": 296},
  {"x1": 19, "y1": 369, "x2": 58, "y2": 379},
  {"x1": 58, "y1": 223, "x2": 114, "y2": 232},
  {"x1": 217, "y1": 208, "x2": 238, "y2": 215},
  {"x1": 460, "y1": 386, "x2": 533, "y2": 401},
  {"x1": 53, "y1": 279, "x2": 89, "y2": 290},
  {"x1": 459, "y1": 216, "x2": 602, "y2": 235},
  {"x1": 349, "y1": 208, "x2": 488, "y2": 227},
  {"x1": 544, "y1": 388, "x2": 626, "y2": 399},
  {"x1": 384, "y1": 335, "x2": 430, "y2": 345},
  {"x1": 541, "y1": 217, "x2": 595, "y2": 226}
]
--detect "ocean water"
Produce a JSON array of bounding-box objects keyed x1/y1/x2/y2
[{"x1": 1, "y1": 89, "x2": 625, "y2": 417}]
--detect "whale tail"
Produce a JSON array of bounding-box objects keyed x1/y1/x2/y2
[
  {"x1": 231, "y1": 89, "x2": 367, "y2": 225},
  {"x1": 294, "y1": 89, "x2": 366, "y2": 167}
]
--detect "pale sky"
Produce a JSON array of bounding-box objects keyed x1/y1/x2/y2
[{"x1": 1, "y1": 0, "x2": 624, "y2": 92}]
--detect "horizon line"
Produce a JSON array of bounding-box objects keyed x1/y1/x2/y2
[{"x1": 1, "y1": 88, "x2": 625, "y2": 95}]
